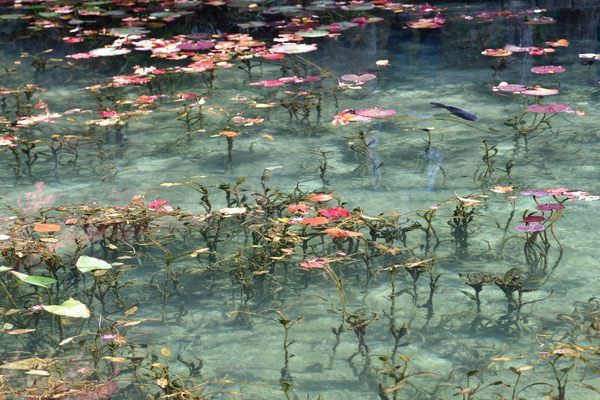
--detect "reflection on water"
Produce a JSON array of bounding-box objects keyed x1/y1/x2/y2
[{"x1": 1, "y1": 0, "x2": 599, "y2": 399}]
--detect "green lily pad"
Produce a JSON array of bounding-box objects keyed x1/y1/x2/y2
[
  {"x1": 10, "y1": 271, "x2": 56, "y2": 288},
  {"x1": 42, "y1": 298, "x2": 90, "y2": 319},
  {"x1": 38, "y1": 12, "x2": 59, "y2": 18},
  {"x1": 297, "y1": 30, "x2": 329, "y2": 38},
  {"x1": 0, "y1": 14, "x2": 26, "y2": 20},
  {"x1": 76, "y1": 256, "x2": 112, "y2": 273},
  {"x1": 109, "y1": 27, "x2": 150, "y2": 37}
]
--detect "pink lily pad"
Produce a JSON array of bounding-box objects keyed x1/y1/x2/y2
[
  {"x1": 521, "y1": 87, "x2": 559, "y2": 96},
  {"x1": 354, "y1": 107, "x2": 397, "y2": 118},
  {"x1": 520, "y1": 189, "x2": 549, "y2": 197},
  {"x1": 341, "y1": 73, "x2": 376, "y2": 83},
  {"x1": 522, "y1": 215, "x2": 545, "y2": 223},
  {"x1": 493, "y1": 83, "x2": 526, "y2": 93},
  {"x1": 515, "y1": 223, "x2": 545, "y2": 232},
  {"x1": 177, "y1": 41, "x2": 214, "y2": 51},
  {"x1": 536, "y1": 203, "x2": 565, "y2": 211},
  {"x1": 531, "y1": 65, "x2": 565, "y2": 74},
  {"x1": 527, "y1": 103, "x2": 572, "y2": 113}
]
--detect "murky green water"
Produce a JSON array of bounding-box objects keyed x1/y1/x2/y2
[{"x1": 1, "y1": 1, "x2": 599, "y2": 399}]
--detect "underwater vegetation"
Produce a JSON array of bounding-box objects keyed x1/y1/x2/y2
[{"x1": 0, "y1": 0, "x2": 600, "y2": 399}]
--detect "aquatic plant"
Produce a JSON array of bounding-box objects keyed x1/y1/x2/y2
[
  {"x1": 448, "y1": 196, "x2": 478, "y2": 258},
  {"x1": 0, "y1": 2, "x2": 599, "y2": 398},
  {"x1": 275, "y1": 309, "x2": 303, "y2": 398}
]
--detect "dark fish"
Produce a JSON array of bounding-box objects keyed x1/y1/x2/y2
[{"x1": 430, "y1": 102, "x2": 478, "y2": 121}]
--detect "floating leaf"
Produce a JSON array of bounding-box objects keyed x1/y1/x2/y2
[
  {"x1": 39, "y1": 237, "x2": 59, "y2": 243},
  {"x1": 190, "y1": 248, "x2": 210, "y2": 257},
  {"x1": 103, "y1": 356, "x2": 127, "y2": 363},
  {"x1": 59, "y1": 336, "x2": 78, "y2": 345},
  {"x1": 124, "y1": 306, "x2": 138, "y2": 316},
  {"x1": 10, "y1": 271, "x2": 56, "y2": 288},
  {"x1": 42, "y1": 298, "x2": 91, "y2": 319},
  {"x1": 217, "y1": 207, "x2": 247, "y2": 216},
  {"x1": 160, "y1": 347, "x2": 172, "y2": 357},
  {"x1": 25, "y1": 369, "x2": 50, "y2": 376},
  {"x1": 7, "y1": 328, "x2": 36, "y2": 335},
  {"x1": 1, "y1": 357, "x2": 52, "y2": 370},
  {"x1": 297, "y1": 30, "x2": 329, "y2": 38},
  {"x1": 88, "y1": 47, "x2": 131, "y2": 57},
  {"x1": 0, "y1": 266, "x2": 12, "y2": 272},
  {"x1": 33, "y1": 223, "x2": 61, "y2": 233},
  {"x1": 76, "y1": 256, "x2": 112, "y2": 273}
]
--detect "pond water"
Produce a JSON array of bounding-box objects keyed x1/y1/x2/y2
[{"x1": 1, "y1": 1, "x2": 599, "y2": 399}]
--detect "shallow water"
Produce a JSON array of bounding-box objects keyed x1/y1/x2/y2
[{"x1": 1, "y1": 1, "x2": 599, "y2": 399}]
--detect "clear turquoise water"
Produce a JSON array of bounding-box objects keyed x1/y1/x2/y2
[{"x1": 1, "y1": 1, "x2": 599, "y2": 399}]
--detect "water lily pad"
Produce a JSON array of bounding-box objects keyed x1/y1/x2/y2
[
  {"x1": 89, "y1": 47, "x2": 131, "y2": 57},
  {"x1": 76, "y1": 256, "x2": 112, "y2": 273},
  {"x1": 322, "y1": 21, "x2": 359, "y2": 31},
  {"x1": 531, "y1": 65, "x2": 565, "y2": 74},
  {"x1": 340, "y1": 3, "x2": 374, "y2": 11},
  {"x1": 10, "y1": 271, "x2": 56, "y2": 288},
  {"x1": 0, "y1": 14, "x2": 26, "y2": 20},
  {"x1": 33, "y1": 223, "x2": 61, "y2": 233},
  {"x1": 109, "y1": 27, "x2": 149, "y2": 37},
  {"x1": 354, "y1": 107, "x2": 397, "y2": 118},
  {"x1": 270, "y1": 43, "x2": 317, "y2": 54},
  {"x1": 521, "y1": 87, "x2": 559, "y2": 96},
  {"x1": 297, "y1": 30, "x2": 329, "y2": 38},
  {"x1": 43, "y1": 298, "x2": 91, "y2": 319}
]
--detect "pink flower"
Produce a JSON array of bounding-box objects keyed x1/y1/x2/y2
[
  {"x1": 100, "y1": 110, "x2": 118, "y2": 118},
  {"x1": 318, "y1": 207, "x2": 351, "y2": 219},
  {"x1": 148, "y1": 199, "x2": 174, "y2": 212}
]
